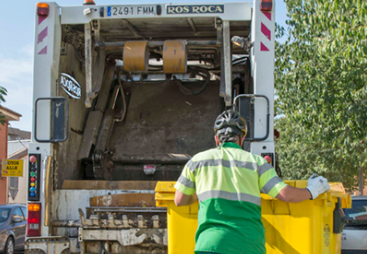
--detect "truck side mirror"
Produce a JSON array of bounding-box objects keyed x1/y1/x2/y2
[
  {"x1": 12, "y1": 216, "x2": 23, "y2": 223},
  {"x1": 234, "y1": 94, "x2": 270, "y2": 142},
  {"x1": 35, "y1": 97, "x2": 68, "y2": 142}
]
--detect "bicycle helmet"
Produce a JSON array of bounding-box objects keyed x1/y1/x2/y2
[{"x1": 214, "y1": 110, "x2": 247, "y2": 137}]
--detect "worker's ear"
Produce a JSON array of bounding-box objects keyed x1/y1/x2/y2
[
  {"x1": 215, "y1": 135, "x2": 220, "y2": 146},
  {"x1": 240, "y1": 135, "x2": 246, "y2": 146}
]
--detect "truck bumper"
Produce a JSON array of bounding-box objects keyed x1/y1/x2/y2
[
  {"x1": 25, "y1": 227, "x2": 167, "y2": 254},
  {"x1": 25, "y1": 236, "x2": 70, "y2": 254}
]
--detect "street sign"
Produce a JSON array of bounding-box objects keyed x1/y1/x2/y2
[{"x1": 1, "y1": 159, "x2": 24, "y2": 177}]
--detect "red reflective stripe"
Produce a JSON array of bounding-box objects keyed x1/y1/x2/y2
[
  {"x1": 38, "y1": 46, "x2": 48, "y2": 55},
  {"x1": 260, "y1": 42, "x2": 269, "y2": 52},
  {"x1": 261, "y1": 23, "x2": 271, "y2": 41},
  {"x1": 37, "y1": 27, "x2": 48, "y2": 44},
  {"x1": 263, "y1": 12, "x2": 271, "y2": 21},
  {"x1": 38, "y1": 16, "x2": 47, "y2": 25}
]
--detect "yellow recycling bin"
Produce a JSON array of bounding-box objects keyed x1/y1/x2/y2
[{"x1": 155, "y1": 181, "x2": 352, "y2": 254}]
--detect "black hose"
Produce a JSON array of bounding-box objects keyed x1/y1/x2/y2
[
  {"x1": 233, "y1": 60, "x2": 248, "y2": 66},
  {"x1": 105, "y1": 71, "x2": 128, "y2": 152},
  {"x1": 175, "y1": 66, "x2": 211, "y2": 95},
  {"x1": 232, "y1": 56, "x2": 248, "y2": 62}
]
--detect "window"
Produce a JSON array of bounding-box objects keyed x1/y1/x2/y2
[
  {"x1": 21, "y1": 207, "x2": 27, "y2": 220},
  {"x1": 0, "y1": 208, "x2": 11, "y2": 223},
  {"x1": 344, "y1": 199, "x2": 367, "y2": 226},
  {"x1": 9, "y1": 177, "x2": 19, "y2": 200},
  {"x1": 12, "y1": 208, "x2": 24, "y2": 222}
]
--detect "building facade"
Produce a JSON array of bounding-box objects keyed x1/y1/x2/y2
[
  {"x1": 7, "y1": 140, "x2": 30, "y2": 204},
  {"x1": 0, "y1": 106, "x2": 21, "y2": 204}
]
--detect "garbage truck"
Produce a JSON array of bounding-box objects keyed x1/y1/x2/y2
[{"x1": 25, "y1": 0, "x2": 350, "y2": 253}]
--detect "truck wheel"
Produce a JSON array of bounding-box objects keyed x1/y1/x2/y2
[{"x1": 4, "y1": 237, "x2": 14, "y2": 254}]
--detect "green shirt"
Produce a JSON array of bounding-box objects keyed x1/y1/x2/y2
[{"x1": 174, "y1": 142, "x2": 287, "y2": 254}]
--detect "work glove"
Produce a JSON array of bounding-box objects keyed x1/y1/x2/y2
[{"x1": 306, "y1": 174, "x2": 330, "y2": 200}]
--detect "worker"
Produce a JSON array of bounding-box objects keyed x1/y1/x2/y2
[{"x1": 174, "y1": 110, "x2": 330, "y2": 254}]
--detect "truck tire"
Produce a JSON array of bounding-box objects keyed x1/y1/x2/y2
[{"x1": 4, "y1": 237, "x2": 14, "y2": 254}]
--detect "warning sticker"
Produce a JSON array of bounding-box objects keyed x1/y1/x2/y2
[
  {"x1": 1, "y1": 159, "x2": 23, "y2": 177},
  {"x1": 324, "y1": 224, "x2": 330, "y2": 247}
]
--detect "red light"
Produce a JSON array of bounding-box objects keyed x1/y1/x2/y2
[
  {"x1": 27, "y1": 203, "x2": 41, "y2": 237},
  {"x1": 37, "y1": 3, "x2": 49, "y2": 16},
  {"x1": 260, "y1": 0, "x2": 272, "y2": 11},
  {"x1": 29, "y1": 155, "x2": 37, "y2": 163},
  {"x1": 264, "y1": 155, "x2": 272, "y2": 164},
  {"x1": 31, "y1": 177, "x2": 36, "y2": 182}
]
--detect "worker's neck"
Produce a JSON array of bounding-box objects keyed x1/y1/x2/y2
[{"x1": 220, "y1": 141, "x2": 241, "y2": 146}]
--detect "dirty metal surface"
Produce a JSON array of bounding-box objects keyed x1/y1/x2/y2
[
  {"x1": 97, "y1": 18, "x2": 250, "y2": 41},
  {"x1": 79, "y1": 208, "x2": 167, "y2": 253},
  {"x1": 111, "y1": 164, "x2": 183, "y2": 181},
  {"x1": 123, "y1": 41, "x2": 149, "y2": 71},
  {"x1": 54, "y1": 190, "x2": 154, "y2": 221},
  {"x1": 81, "y1": 228, "x2": 167, "y2": 245},
  {"x1": 163, "y1": 40, "x2": 187, "y2": 73},
  {"x1": 61, "y1": 180, "x2": 158, "y2": 190},
  {"x1": 78, "y1": 63, "x2": 116, "y2": 163},
  {"x1": 84, "y1": 22, "x2": 93, "y2": 107},
  {"x1": 56, "y1": 44, "x2": 89, "y2": 189},
  {"x1": 52, "y1": 189, "x2": 167, "y2": 254},
  {"x1": 77, "y1": 111, "x2": 104, "y2": 160},
  {"x1": 84, "y1": 208, "x2": 167, "y2": 228},
  {"x1": 95, "y1": 108, "x2": 116, "y2": 153},
  {"x1": 25, "y1": 236, "x2": 70, "y2": 254},
  {"x1": 85, "y1": 240, "x2": 167, "y2": 254},
  {"x1": 89, "y1": 193, "x2": 156, "y2": 207},
  {"x1": 110, "y1": 81, "x2": 222, "y2": 163}
]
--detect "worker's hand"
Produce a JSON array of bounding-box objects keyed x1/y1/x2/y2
[{"x1": 306, "y1": 174, "x2": 330, "y2": 200}]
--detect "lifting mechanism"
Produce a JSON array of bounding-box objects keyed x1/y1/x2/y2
[{"x1": 76, "y1": 15, "x2": 261, "y2": 181}]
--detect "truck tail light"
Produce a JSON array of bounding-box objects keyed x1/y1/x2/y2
[
  {"x1": 261, "y1": 153, "x2": 274, "y2": 166},
  {"x1": 83, "y1": 0, "x2": 96, "y2": 5},
  {"x1": 27, "y1": 203, "x2": 41, "y2": 237},
  {"x1": 260, "y1": 0, "x2": 272, "y2": 11},
  {"x1": 28, "y1": 154, "x2": 41, "y2": 201},
  {"x1": 37, "y1": 3, "x2": 49, "y2": 16}
]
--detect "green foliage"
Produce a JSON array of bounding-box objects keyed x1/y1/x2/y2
[
  {"x1": 275, "y1": 0, "x2": 367, "y2": 188},
  {"x1": 0, "y1": 86, "x2": 7, "y2": 125}
]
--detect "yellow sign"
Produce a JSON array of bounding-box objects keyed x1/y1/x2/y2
[{"x1": 1, "y1": 159, "x2": 24, "y2": 177}]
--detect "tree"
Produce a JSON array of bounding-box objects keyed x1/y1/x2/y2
[
  {"x1": 275, "y1": 0, "x2": 367, "y2": 188},
  {"x1": 0, "y1": 86, "x2": 7, "y2": 125}
]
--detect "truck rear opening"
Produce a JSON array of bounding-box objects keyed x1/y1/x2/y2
[
  {"x1": 57, "y1": 10, "x2": 251, "y2": 184},
  {"x1": 26, "y1": 1, "x2": 276, "y2": 253}
]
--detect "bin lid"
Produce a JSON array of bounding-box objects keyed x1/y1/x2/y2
[
  {"x1": 155, "y1": 181, "x2": 351, "y2": 208},
  {"x1": 155, "y1": 181, "x2": 346, "y2": 194},
  {"x1": 155, "y1": 181, "x2": 176, "y2": 193}
]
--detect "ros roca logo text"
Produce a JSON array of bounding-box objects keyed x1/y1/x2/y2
[
  {"x1": 60, "y1": 73, "x2": 82, "y2": 99},
  {"x1": 167, "y1": 5, "x2": 224, "y2": 14}
]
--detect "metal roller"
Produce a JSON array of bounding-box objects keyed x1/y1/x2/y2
[
  {"x1": 123, "y1": 41, "x2": 149, "y2": 72},
  {"x1": 163, "y1": 40, "x2": 187, "y2": 73}
]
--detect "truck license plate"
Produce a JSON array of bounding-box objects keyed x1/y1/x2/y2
[{"x1": 107, "y1": 6, "x2": 156, "y2": 17}]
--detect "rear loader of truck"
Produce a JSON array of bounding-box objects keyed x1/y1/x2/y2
[{"x1": 24, "y1": 0, "x2": 350, "y2": 253}]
